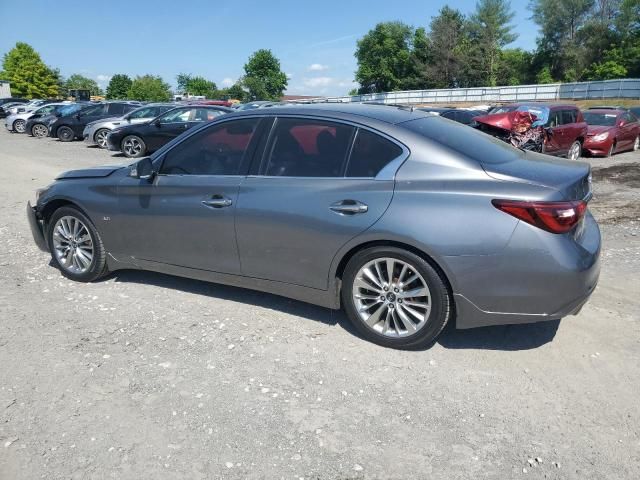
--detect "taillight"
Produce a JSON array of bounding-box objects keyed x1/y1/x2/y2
[{"x1": 492, "y1": 199, "x2": 587, "y2": 234}]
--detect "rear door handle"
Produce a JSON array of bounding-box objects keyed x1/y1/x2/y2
[
  {"x1": 330, "y1": 200, "x2": 368, "y2": 215},
  {"x1": 202, "y1": 195, "x2": 233, "y2": 208}
]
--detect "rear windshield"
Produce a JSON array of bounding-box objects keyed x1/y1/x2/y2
[
  {"x1": 402, "y1": 116, "x2": 522, "y2": 164},
  {"x1": 583, "y1": 112, "x2": 618, "y2": 126}
]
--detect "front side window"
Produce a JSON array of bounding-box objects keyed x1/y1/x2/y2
[
  {"x1": 127, "y1": 106, "x2": 157, "y2": 119},
  {"x1": 80, "y1": 104, "x2": 105, "y2": 116},
  {"x1": 157, "y1": 108, "x2": 193, "y2": 124},
  {"x1": 194, "y1": 108, "x2": 225, "y2": 122},
  {"x1": 561, "y1": 110, "x2": 576, "y2": 125},
  {"x1": 35, "y1": 105, "x2": 55, "y2": 115},
  {"x1": 264, "y1": 118, "x2": 354, "y2": 177},
  {"x1": 108, "y1": 103, "x2": 126, "y2": 115},
  {"x1": 346, "y1": 129, "x2": 403, "y2": 178},
  {"x1": 159, "y1": 118, "x2": 260, "y2": 175}
]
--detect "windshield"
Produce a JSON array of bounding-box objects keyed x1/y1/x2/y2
[
  {"x1": 583, "y1": 112, "x2": 618, "y2": 126},
  {"x1": 487, "y1": 104, "x2": 550, "y2": 125},
  {"x1": 58, "y1": 104, "x2": 83, "y2": 116}
]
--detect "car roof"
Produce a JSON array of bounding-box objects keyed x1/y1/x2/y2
[{"x1": 228, "y1": 103, "x2": 432, "y2": 125}]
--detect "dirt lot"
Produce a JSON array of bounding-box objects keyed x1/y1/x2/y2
[{"x1": 0, "y1": 127, "x2": 638, "y2": 480}]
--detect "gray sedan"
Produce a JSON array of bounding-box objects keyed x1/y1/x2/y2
[
  {"x1": 27, "y1": 104, "x2": 600, "y2": 349},
  {"x1": 83, "y1": 103, "x2": 175, "y2": 148}
]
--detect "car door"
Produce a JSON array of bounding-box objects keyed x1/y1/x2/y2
[
  {"x1": 112, "y1": 117, "x2": 264, "y2": 273},
  {"x1": 619, "y1": 113, "x2": 638, "y2": 149},
  {"x1": 235, "y1": 116, "x2": 402, "y2": 290},
  {"x1": 543, "y1": 110, "x2": 563, "y2": 154},
  {"x1": 76, "y1": 104, "x2": 108, "y2": 135},
  {"x1": 144, "y1": 107, "x2": 194, "y2": 151}
]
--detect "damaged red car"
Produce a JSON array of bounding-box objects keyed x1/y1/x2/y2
[
  {"x1": 582, "y1": 109, "x2": 640, "y2": 157},
  {"x1": 474, "y1": 103, "x2": 587, "y2": 160}
]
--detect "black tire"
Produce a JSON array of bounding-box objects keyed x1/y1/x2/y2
[
  {"x1": 606, "y1": 142, "x2": 615, "y2": 157},
  {"x1": 341, "y1": 246, "x2": 452, "y2": 349},
  {"x1": 633, "y1": 136, "x2": 639, "y2": 151},
  {"x1": 31, "y1": 123, "x2": 48, "y2": 138},
  {"x1": 121, "y1": 135, "x2": 147, "y2": 158},
  {"x1": 94, "y1": 128, "x2": 110, "y2": 148},
  {"x1": 13, "y1": 119, "x2": 26, "y2": 133},
  {"x1": 47, "y1": 206, "x2": 108, "y2": 282},
  {"x1": 57, "y1": 126, "x2": 75, "y2": 142}
]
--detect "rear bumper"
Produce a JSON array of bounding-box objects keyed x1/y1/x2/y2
[
  {"x1": 450, "y1": 212, "x2": 601, "y2": 329},
  {"x1": 27, "y1": 202, "x2": 49, "y2": 252}
]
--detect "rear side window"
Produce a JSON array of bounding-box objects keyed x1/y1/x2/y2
[
  {"x1": 561, "y1": 109, "x2": 576, "y2": 124},
  {"x1": 108, "y1": 103, "x2": 126, "y2": 115},
  {"x1": 160, "y1": 118, "x2": 260, "y2": 175},
  {"x1": 264, "y1": 118, "x2": 354, "y2": 177},
  {"x1": 346, "y1": 129, "x2": 403, "y2": 177}
]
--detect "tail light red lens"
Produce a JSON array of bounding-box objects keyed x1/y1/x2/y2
[{"x1": 492, "y1": 199, "x2": 588, "y2": 234}]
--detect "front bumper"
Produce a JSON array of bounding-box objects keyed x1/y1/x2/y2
[
  {"x1": 27, "y1": 202, "x2": 49, "y2": 252},
  {"x1": 583, "y1": 137, "x2": 613, "y2": 156}
]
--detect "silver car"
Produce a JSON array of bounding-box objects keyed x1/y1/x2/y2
[
  {"x1": 83, "y1": 103, "x2": 176, "y2": 148},
  {"x1": 5, "y1": 102, "x2": 70, "y2": 133},
  {"x1": 27, "y1": 105, "x2": 600, "y2": 349}
]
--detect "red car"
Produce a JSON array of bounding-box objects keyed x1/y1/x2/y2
[
  {"x1": 582, "y1": 109, "x2": 640, "y2": 157},
  {"x1": 475, "y1": 103, "x2": 588, "y2": 160}
]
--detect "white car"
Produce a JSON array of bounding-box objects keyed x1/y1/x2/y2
[
  {"x1": 82, "y1": 103, "x2": 175, "y2": 148},
  {"x1": 6, "y1": 99, "x2": 51, "y2": 115},
  {"x1": 5, "y1": 103, "x2": 70, "y2": 133}
]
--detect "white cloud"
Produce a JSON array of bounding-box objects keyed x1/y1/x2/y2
[
  {"x1": 303, "y1": 76, "x2": 334, "y2": 88},
  {"x1": 308, "y1": 63, "x2": 329, "y2": 72},
  {"x1": 220, "y1": 77, "x2": 234, "y2": 87},
  {"x1": 96, "y1": 74, "x2": 112, "y2": 83},
  {"x1": 292, "y1": 77, "x2": 358, "y2": 96},
  {"x1": 286, "y1": 72, "x2": 293, "y2": 79}
]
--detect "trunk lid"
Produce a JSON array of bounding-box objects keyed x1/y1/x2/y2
[{"x1": 481, "y1": 150, "x2": 591, "y2": 201}]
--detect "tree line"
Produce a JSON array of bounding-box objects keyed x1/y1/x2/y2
[
  {"x1": 354, "y1": 0, "x2": 640, "y2": 93},
  {"x1": 0, "y1": 43, "x2": 288, "y2": 101}
]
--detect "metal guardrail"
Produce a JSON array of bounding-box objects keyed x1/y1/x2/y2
[{"x1": 296, "y1": 78, "x2": 640, "y2": 105}]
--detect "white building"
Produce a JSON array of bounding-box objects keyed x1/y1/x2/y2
[{"x1": 0, "y1": 80, "x2": 11, "y2": 98}]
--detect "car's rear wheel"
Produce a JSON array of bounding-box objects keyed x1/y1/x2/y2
[
  {"x1": 342, "y1": 247, "x2": 451, "y2": 349},
  {"x1": 122, "y1": 135, "x2": 146, "y2": 158},
  {"x1": 47, "y1": 206, "x2": 107, "y2": 282},
  {"x1": 57, "y1": 126, "x2": 74, "y2": 142},
  {"x1": 13, "y1": 119, "x2": 26, "y2": 133},
  {"x1": 31, "y1": 123, "x2": 48, "y2": 138},
  {"x1": 94, "y1": 128, "x2": 109, "y2": 148},
  {"x1": 567, "y1": 141, "x2": 581, "y2": 160}
]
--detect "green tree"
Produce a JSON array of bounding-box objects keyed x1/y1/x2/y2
[
  {"x1": 496, "y1": 48, "x2": 534, "y2": 85},
  {"x1": 424, "y1": 7, "x2": 468, "y2": 88},
  {"x1": 65, "y1": 74, "x2": 102, "y2": 96},
  {"x1": 176, "y1": 73, "x2": 218, "y2": 97},
  {"x1": 467, "y1": 0, "x2": 518, "y2": 86},
  {"x1": 536, "y1": 65, "x2": 556, "y2": 83},
  {"x1": 242, "y1": 49, "x2": 287, "y2": 100},
  {"x1": 106, "y1": 74, "x2": 132, "y2": 99},
  {"x1": 127, "y1": 75, "x2": 172, "y2": 101},
  {"x1": 354, "y1": 21, "x2": 417, "y2": 93},
  {"x1": 0, "y1": 42, "x2": 59, "y2": 98},
  {"x1": 584, "y1": 59, "x2": 628, "y2": 78}
]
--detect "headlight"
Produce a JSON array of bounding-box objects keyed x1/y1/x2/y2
[{"x1": 593, "y1": 132, "x2": 609, "y2": 142}]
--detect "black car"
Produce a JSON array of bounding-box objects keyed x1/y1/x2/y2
[
  {"x1": 417, "y1": 107, "x2": 486, "y2": 126},
  {"x1": 106, "y1": 105, "x2": 231, "y2": 158},
  {"x1": 48, "y1": 101, "x2": 141, "y2": 142}
]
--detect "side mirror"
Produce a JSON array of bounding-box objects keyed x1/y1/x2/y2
[
  {"x1": 618, "y1": 120, "x2": 626, "y2": 127},
  {"x1": 129, "y1": 157, "x2": 155, "y2": 181},
  {"x1": 154, "y1": 119, "x2": 161, "y2": 127},
  {"x1": 75, "y1": 113, "x2": 81, "y2": 120}
]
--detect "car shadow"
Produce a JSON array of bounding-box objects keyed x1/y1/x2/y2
[{"x1": 102, "y1": 269, "x2": 559, "y2": 351}]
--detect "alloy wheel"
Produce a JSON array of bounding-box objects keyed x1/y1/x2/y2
[
  {"x1": 14, "y1": 119, "x2": 26, "y2": 133},
  {"x1": 123, "y1": 137, "x2": 143, "y2": 157},
  {"x1": 95, "y1": 129, "x2": 109, "y2": 148},
  {"x1": 568, "y1": 142, "x2": 581, "y2": 161},
  {"x1": 352, "y1": 257, "x2": 432, "y2": 338},
  {"x1": 32, "y1": 124, "x2": 48, "y2": 137},
  {"x1": 52, "y1": 216, "x2": 94, "y2": 274}
]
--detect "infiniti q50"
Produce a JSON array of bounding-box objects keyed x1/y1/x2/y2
[{"x1": 27, "y1": 104, "x2": 600, "y2": 349}]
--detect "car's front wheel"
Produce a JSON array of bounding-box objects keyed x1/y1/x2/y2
[
  {"x1": 634, "y1": 136, "x2": 639, "y2": 151},
  {"x1": 122, "y1": 135, "x2": 146, "y2": 158},
  {"x1": 342, "y1": 247, "x2": 452, "y2": 349},
  {"x1": 57, "y1": 126, "x2": 75, "y2": 142},
  {"x1": 13, "y1": 119, "x2": 26, "y2": 133},
  {"x1": 567, "y1": 141, "x2": 582, "y2": 160},
  {"x1": 47, "y1": 206, "x2": 108, "y2": 282},
  {"x1": 31, "y1": 123, "x2": 48, "y2": 138},
  {"x1": 94, "y1": 128, "x2": 110, "y2": 148}
]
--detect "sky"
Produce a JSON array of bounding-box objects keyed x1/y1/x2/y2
[{"x1": 0, "y1": 0, "x2": 539, "y2": 97}]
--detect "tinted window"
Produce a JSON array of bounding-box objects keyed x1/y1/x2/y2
[
  {"x1": 624, "y1": 113, "x2": 637, "y2": 123},
  {"x1": 583, "y1": 112, "x2": 618, "y2": 126},
  {"x1": 127, "y1": 106, "x2": 158, "y2": 119},
  {"x1": 79, "y1": 104, "x2": 105, "y2": 116},
  {"x1": 157, "y1": 108, "x2": 192, "y2": 123},
  {"x1": 561, "y1": 109, "x2": 576, "y2": 125},
  {"x1": 264, "y1": 118, "x2": 354, "y2": 177},
  {"x1": 346, "y1": 129, "x2": 402, "y2": 177},
  {"x1": 546, "y1": 111, "x2": 561, "y2": 128},
  {"x1": 160, "y1": 118, "x2": 260, "y2": 175},
  {"x1": 193, "y1": 108, "x2": 224, "y2": 122},
  {"x1": 107, "y1": 103, "x2": 126, "y2": 115},
  {"x1": 123, "y1": 104, "x2": 139, "y2": 113}
]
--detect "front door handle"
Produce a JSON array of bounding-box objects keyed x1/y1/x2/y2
[
  {"x1": 330, "y1": 200, "x2": 368, "y2": 215},
  {"x1": 202, "y1": 195, "x2": 233, "y2": 208}
]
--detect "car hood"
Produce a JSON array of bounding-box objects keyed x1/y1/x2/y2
[
  {"x1": 586, "y1": 125, "x2": 614, "y2": 136},
  {"x1": 473, "y1": 110, "x2": 539, "y2": 132},
  {"x1": 55, "y1": 164, "x2": 127, "y2": 180}
]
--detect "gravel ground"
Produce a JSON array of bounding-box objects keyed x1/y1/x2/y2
[{"x1": 0, "y1": 128, "x2": 639, "y2": 480}]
